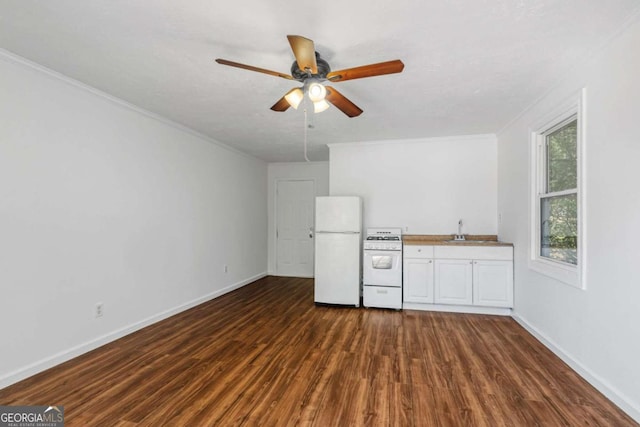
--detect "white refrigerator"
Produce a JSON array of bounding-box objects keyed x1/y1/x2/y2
[{"x1": 314, "y1": 196, "x2": 362, "y2": 306}]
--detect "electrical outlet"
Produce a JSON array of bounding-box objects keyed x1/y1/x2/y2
[
  {"x1": 95, "y1": 302, "x2": 103, "y2": 318},
  {"x1": 224, "y1": 265, "x2": 228, "y2": 273}
]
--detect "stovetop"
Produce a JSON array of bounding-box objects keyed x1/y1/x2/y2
[
  {"x1": 365, "y1": 227, "x2": 403, "y2": 241},
  {"x1": 366, "y1": 236, "x2": 401, "y2": 241},
  {"x1": 364, "y1": 228, "x2": 403, "y2": 250}
]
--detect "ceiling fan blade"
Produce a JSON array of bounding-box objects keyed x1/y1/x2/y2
[
  {"x1": 215, "y1": 58, "x2": 294, "y2": 80},
  {"x1": 325, "y1": 86, "x2": 363, "y2": 118},
  {"x1": 287, "y1": 35, "x2": 318, "y2": 74},
  {"x1": 327, "y1": 59, "x2": 405, "y2": 82},
  {"x1": 270, "y1": 96, "x2": 291, "y2": 112}
]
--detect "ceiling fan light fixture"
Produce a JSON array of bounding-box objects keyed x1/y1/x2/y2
[
  {"x1": 313, "y1": 99, "x2": 330, "y2": 113},
  {"x1": 284, "y1": 87, "x2": 304, "y2": 109},
  {"x1": 307, "y1": 82, "x2": 327, "y2": 102}
]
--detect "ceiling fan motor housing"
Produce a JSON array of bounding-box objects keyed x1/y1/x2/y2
[{"x1": 291, "y1": 52, "x2": 331, "y2": 81}]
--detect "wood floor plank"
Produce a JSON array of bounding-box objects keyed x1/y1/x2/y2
[{"x1": 0, "y1": 276, "x2": 636, "y2": 426}]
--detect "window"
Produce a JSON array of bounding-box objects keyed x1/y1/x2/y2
[
  {"x1": 540, "y1": 118, "x2": 578, "y2": 264},
  {"x1": 530, "y1": 90, "x2": 585, "y2": 288}
]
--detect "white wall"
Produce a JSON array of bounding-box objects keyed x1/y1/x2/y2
[
  {"x1": 267, "y1": 162, "x2": 329, "y2": 274},
  {"x1": 0, "y1": 51, "x2": 268, "y2": 387},
  {"x1": 329, "y1": 135, "x2": 498, "y2": 235},
  {"x1": 497, "y1": 17, "x2": 640, "y2": 421}
]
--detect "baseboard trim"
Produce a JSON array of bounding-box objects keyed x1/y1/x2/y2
[
  {"x1": 272, "y1": 274, "x2": 314, "y2": 278},
  {"x1": 402, "y1": 302, "x2": 511, "y2": 316},
  {"x1": 0, "y1": 272, "x2": 267, "y2": 390},
  {"x1": 512, "y1": 312, "x2": 640, "y2": 423}
]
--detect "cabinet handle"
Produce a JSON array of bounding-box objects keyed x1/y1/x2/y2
[
  {"x1": 429, "y1": 260, "x2": 432, "y2": 263},
  {"x1": 470, "y1": 261, "x2": 473, "y2": 264}
]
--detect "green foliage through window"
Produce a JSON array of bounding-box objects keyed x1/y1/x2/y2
[
  {"x1": 540, "y1": 118, "x2": 578, "y2": 265},
  {"x1": 546, "y1": 120, "x2": 577, "y2": 193},
  {"x1": 541, "y1": 194, "x2": 577, "y2": 264}
]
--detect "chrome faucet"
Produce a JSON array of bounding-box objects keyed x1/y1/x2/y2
[{"x1": 454, "y1": 219, "x2": 466, "y2": 241}]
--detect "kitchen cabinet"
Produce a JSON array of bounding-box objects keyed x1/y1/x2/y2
[
  {"x1": 473, "y1": 260, "x2": 513, "y2": 308},
  {"x1": 433, "y1": 245, "x2": 513, "y2": 308},
  {"x1": 434, "y1": 259, "x2": 473, "y2": 305},
  {"x1": 403, "y1": 243, "x2": 513, "y2": 311},
  {"x1": 404, "y1": 258, "x2": 435, "y2": 303},
  {"x1": 403, "y1": 246, "x2": 434, "y2": 303}
]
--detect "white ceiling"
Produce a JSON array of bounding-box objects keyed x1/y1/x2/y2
[{"x1": 2, "y1": 1, "x2": 639, "y2": 162}]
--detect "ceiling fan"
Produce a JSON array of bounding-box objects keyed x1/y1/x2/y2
[{"x1": 215, "y1": 35, "x2": 404, "y2": 118}]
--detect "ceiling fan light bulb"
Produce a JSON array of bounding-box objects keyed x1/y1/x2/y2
[
  {"x1": 313, "y1": 99, "x2": 330, "y2": 113},
  {"x1": 284, "y1": 87, "x2": 304, "y2": 109},
  {"x1": 308, "y1": 82, "x2": 327, "y2": 102}
]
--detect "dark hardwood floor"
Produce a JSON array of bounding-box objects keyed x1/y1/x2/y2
[{"x1": 0, "y1": 276, "x2": 636, "y2": 426}]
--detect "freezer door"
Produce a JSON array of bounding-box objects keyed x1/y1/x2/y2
[
  {"x1": 314, "y1": 232, "x2": 361, "y2": 306},
  {"x1": 315, "y1": 196, "x2": 362, "y2": 233}
]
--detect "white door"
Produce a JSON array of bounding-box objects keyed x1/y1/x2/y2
[
  {"x1": 276, "y1": 180, "x2": 315, "y2": 277},
  {"x1": 473, "y1": 260, "x2": 514, "y2": 307},
  {"x1": 435, "y1": 259, "x2": 473, "y2": 305},
  {"x1": 403, "y1": 258, "x2": 434, "y2": 303}
]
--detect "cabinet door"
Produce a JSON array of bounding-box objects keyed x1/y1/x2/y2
[
  {"x1": 435, "y1": 259, "x2": 473, "y2": 305},
  {"x1": 403, "y1": 258, "x2": 434, "y2": 303},
  {"x1": 473, "y1": 260, "x2": 513, "y2": 307}
]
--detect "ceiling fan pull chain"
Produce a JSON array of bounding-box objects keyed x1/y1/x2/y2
[{"x1": 303, "y1": 108, "x2": 310, "y2": 162}]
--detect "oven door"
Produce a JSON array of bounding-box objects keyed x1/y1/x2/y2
[{"x1": 363, "y1": 249, "x2": 402, "y2": 287}]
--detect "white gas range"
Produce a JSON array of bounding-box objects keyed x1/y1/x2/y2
[{"x1": 363, "y1": 228, "x2": 403, "y2": 310}]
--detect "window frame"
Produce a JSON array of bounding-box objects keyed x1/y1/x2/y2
[{"x1": 529, "y1": 89, "x2": 586, "y2": 289}]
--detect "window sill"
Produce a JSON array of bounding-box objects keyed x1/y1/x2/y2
[{"x1": 528, "y1": 257, "x2": 583, "y2": 289}]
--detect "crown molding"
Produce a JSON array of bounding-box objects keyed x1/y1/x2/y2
[
  {"x1": 327, "y1": 133, "x2": 497, "y2": 149},
  {"x1": 0, "y1": 48, "x2": 263, "y2": 163}
]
